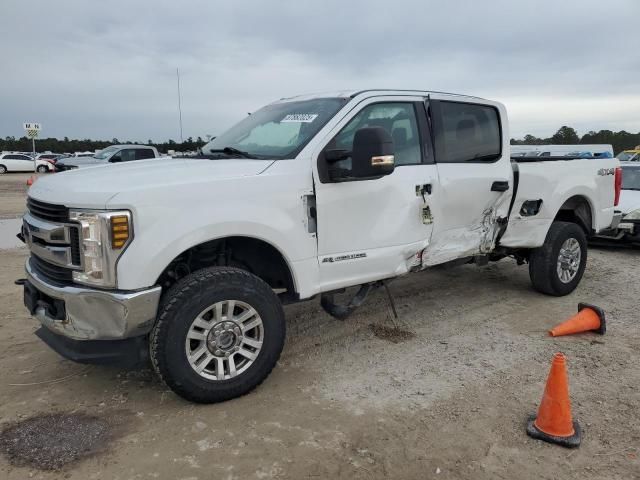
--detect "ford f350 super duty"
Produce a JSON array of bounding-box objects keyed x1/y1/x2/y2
[{"x1": 19, "y1": 89, "x2": 622, "y2": 403}]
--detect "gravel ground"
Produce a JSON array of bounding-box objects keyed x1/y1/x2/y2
[
  {"x1": 0, "y1": 174, "x2": 638, "y2": 479},
  {"x1": 0, "y1": 173, "x2": 35, "y2": 219}
]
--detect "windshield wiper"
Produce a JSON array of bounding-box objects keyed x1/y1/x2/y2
[{"x1": 207, "y1": 147, "x2": 256, "y2": 159}]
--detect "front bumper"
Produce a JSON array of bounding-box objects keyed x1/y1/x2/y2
[{"x1": 25, "y1": 258, "x2": 162, "y2": 341}]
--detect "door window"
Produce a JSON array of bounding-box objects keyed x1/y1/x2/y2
[
  {"x1": 331, "y1": 102, "x2": 422, "y2": 168},
  {"x1": 116, "y1": 149, "x2": 136, "y2": 162},
  {"x1": 434, "y1": 101, "x2": 501, "y2": 163}
]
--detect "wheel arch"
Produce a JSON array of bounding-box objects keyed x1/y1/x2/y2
[
  {"x1": 156, "y1": 235, "x2": 299, "y2": 303},
  {"x1": 553, "y1": 195, "x2": 594, "y2": 236}
]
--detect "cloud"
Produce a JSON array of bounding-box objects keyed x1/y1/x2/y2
[{"x1": 1, "y1": 0, "x2": 638, "y2": 141}]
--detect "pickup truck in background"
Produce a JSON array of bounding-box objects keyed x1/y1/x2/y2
[
  {"x1": 511, "y1": 144, "x2": 614, "y2": 158},
  {"x1": 20, "y1": 89, "x2": 621, "y2": 403},
  {"x1": 595, "y1": 162, "x2": 640, "y2": 244},
  {"x1": 54, "y1": 144, "x2": 165, "y2": 171}
]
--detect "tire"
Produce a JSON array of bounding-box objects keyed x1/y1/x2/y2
[
  {"x1": 529, "y1": 221, "x2": 587, "y2": 296},
  {"x1": 150, "y1": 267, "x2": 286, "y2": 403},
  {"x1": 36, "y1": 165, "x2": 48, "y2": 173},
  {"x1": 0, "y1": 165, "x2": 6, "y2": 174}
]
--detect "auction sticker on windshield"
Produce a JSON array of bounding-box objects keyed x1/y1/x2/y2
[{"x1": 281, "y1": 114, "x2": 318, "y2": 123}]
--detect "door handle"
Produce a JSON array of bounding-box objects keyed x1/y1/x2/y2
[
  {"x1": 491, "y1": 181, "x2": 509, "y2": 192},
  {"x1": 415, "y1": 184, "x2": 432, "y2": 197}
]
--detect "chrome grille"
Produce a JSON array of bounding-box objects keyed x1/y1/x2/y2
[
  {"x1": 23, "y1": 200, "x2": 82, "y2": 284},
  {"x1": 27, "y1": 197, "x2": 69, "y2": 223},
  {"x1": 30, "y1": 256, "x2": 73, "y2": 284}
]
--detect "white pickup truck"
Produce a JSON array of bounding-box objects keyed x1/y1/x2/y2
[
  {"x1": 54, "y1": 144, "x2": 165, "y2": 172},
  {"x1": 20, "y1": 89, "x2": 621, "y2": 403}
]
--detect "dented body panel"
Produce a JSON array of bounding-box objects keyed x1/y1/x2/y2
[{"x1": 499, "y1": 159, "x2": 617, "y2": 248}]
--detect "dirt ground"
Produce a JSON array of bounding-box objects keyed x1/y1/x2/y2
[
  {"x1": 0, "y1": 172, "x2": 37, "y2": 219},
  {"x1": 0, "y1": 174, "x2": 638, "y2": 479}
]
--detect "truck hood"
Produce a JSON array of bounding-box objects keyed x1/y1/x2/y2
[
  {"x1": 28, "y1": 158, "x2": 275, "y2": 208},
  {"x1": 618, "y1": 190, "x2": 640, "y2": 215}
]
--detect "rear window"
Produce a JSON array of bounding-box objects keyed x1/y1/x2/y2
[{"x1": 434, "y1": 101, "x2": 502, "y2": 163}]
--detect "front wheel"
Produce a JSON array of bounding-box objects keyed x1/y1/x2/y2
[
  {"x1": 0, "y1": 165, "x2": 7, "y2": 174},
  {"x1": 529, "y1": 221, "x2": 587, "y2": 296},
  {"x1": 36, "y1": 165, "x2": 49, "y2": 173},
  {"x1": 150, "y1": 267, "x2": 286, "y2": 403}
]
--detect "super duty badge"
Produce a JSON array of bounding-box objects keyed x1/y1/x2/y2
[{"x1": 322, "y1": 253, "x2": 367, "y2": 263}]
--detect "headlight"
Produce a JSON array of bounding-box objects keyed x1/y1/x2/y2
[
  {"x1": 623, "y1": 209, "x2": 640, "y2": 220},
  {"x1": 69, "y1": 210, "x2": 132, "y2": 288}
]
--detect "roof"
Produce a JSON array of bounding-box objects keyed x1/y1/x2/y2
[
  {"x1": 110, "y1": 144, "x2": 155, "y2": 149},
  {"x1": 277, "y1": 89, "x2": 487, "y2": 103}
]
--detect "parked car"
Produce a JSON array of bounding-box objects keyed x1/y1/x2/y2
[
  {"x1": 0, "y1": 153, "x2": 53, "y2": 173},
  {"x1": 36, "y1": 153, "x2": 66, "y2": 165},
  {"x1": 616, "y1": 148, "x2": 640, "y2": 162},
  {"x1": 21, "y1": 89, "x2": 621, "y2": 403},
  {"x1": 55, "y1": 145, "x2": 164, "y2": 171},
  {"x1": 595, "y1": 162, "x2": 640, "y2": 244}
]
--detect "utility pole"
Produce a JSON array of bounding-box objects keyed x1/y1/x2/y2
[{"x1": 176, "y1": 68, "x2": 184, "y2": 143}]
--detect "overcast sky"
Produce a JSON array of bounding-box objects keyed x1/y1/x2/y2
[{"x1": 1, "y1": 0, "x2": 638, "y2": 141}]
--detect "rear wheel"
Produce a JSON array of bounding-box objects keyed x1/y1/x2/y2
[
  {"x1": 0, "y1": 165, "x2": 6, "y2": 174},
  {"x1": 529, "y1": 221, "x2": 587, "y2": 296},
  {"x1": 150, "y1": 267, "x2": 286, "y2": 403},
  {"x1": 36, "y1": 165, "x2": 48, "y2": 173}
]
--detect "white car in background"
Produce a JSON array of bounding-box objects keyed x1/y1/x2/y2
[{"x1": 0, "y1": 153, "x2": 53, "y2": 174}]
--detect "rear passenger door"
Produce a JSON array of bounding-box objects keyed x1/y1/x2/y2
[
  {"x1": 423, "y1": 98, "x2": 513, "y2": 265},
  {"x1": 134, "y1": 148, "x2": 155, "y2": 160},
  {"x1": 7, "y1": 154, "x2": 34, "y2": 172}
]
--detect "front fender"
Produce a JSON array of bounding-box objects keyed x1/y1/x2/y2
[{"x1": 109, "y1": 169, "x2": 317, "y2": 291}]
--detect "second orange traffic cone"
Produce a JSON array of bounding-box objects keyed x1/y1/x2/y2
[
  {"x1": 549, "y1": 303, "x2": 606, "y2": 337},
  {"x1": 526, "y1": 352, "x2": 581, "y2": 448}
]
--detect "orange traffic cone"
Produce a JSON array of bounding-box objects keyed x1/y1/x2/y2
[
  {"x1": 526, "y1": 352, "x2": 581, "y2": 448},
  {"x1": 549, "y1": 303, "x2": 606, "y2": 337},
  {"x1": 26, "y1": 175, "x2": 36, "y2": 186}
]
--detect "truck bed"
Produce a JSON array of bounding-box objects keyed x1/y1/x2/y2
[{"x1": 499, "y1": 156, "x2": 619, "y2": 248}]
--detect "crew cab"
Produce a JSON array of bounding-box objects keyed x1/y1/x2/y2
[
  {"x1": 20, "y1": 89, "x2": 621, "y2": 403},
  {"x1": 54, "y1": 144, "x2": 164, "y2": 171}
]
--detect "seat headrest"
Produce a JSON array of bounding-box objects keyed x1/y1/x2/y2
[{"x1": 392, "y1": 128, "x2": 407, "y2": 147}]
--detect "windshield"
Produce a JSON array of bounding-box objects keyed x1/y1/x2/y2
[
  {"x1": 622, "y1": 167, "x2": 640, "y2": 190},
  {"x1": 617, "y1": 151, "x2": 638, "y2": 162},
  {"x1": 94, "y1": 146, "x2": 120, "y2": 160},
  {"x1": 201, "y1": 97, "x2": 347, "y2": 159}
]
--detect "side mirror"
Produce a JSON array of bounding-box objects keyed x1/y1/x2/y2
[
  {"x1": 109, "y1": 154, "x2": 122, "y2": 163},
  {"x1": 351, "y1": 126, "x2": 395, "y2": 178}
]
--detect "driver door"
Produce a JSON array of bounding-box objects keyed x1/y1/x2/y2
[{"x1": 313, "y1": 96, "x2": 438, "y2": 292}]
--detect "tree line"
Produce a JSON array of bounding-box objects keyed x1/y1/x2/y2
[
  {"x1": 0, "y1": 136, "x2": 207, "y2": 154},
  {"x1": 511, "y1": 126, "x2": 640, "y2": 154},
  {"x1": 2, "y1": 126, "x2": 639, "y2": 156}
]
